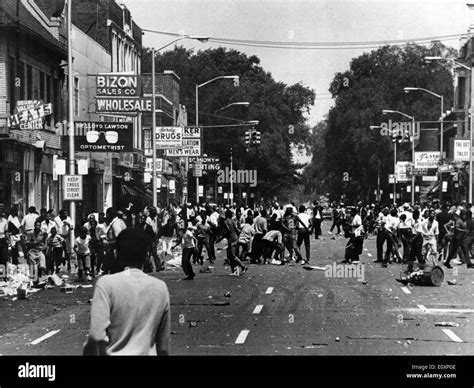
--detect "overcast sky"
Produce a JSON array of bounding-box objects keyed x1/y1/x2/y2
[{"x1": 122, "y1": 0, "x2": 473, "y2": 128}]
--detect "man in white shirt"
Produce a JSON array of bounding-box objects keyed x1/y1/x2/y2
[
  {"x1": 41, "y1": 211, "x2": 56, "y2": 235},
  {"x1": 382, "y1": 208, "x2": 402, "y2": 266},
  {"x1": 54, "y1": 209, "x2": 74, "y2": 266},
  {"x1": 83, "y1": 228, "x2": 170, "y2": 355},
  {"x1": 145, "y1": 207, "x2": 163, "y2": 272},
  {"x1": 21, "y1": 206, "x2": 39, "y2": 238},
  {"x1": 296, "y1": 205, "x2": 312, "y2": 264}
]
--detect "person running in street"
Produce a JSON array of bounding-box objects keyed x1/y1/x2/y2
[
  {"x1": 296, "y1": 205, "x2": 312, "y2": 264},
  {"x1": 251, "y1": 210, "x2": 268, "y2": 264},
  {"x1": 328, "y1": 205, "x2": 342, "y2": 236},
  {"x1": 444, "y1": 209, "x2": 473, "y2": 269},
  {"x1": 54, "y1": 209, "x2": 74, "y2": 270},
  {"x1": 282, "y1": 207, "x2": 302, "y2": 263},
  {"x1": 312, "y1": 201, "x2": 323, "y2": 239},
  {"x1": 83, "y1": 228, "x2": 170, "y2": 355},
  {"x1": 46, "y1": 227, "x2": 66, "y2": 274},
  {"x1": 223, "y1": 209, "x2": 248, "y2": 276},
  {"x1": 238, "y1": 215, "x2": 255, "y2": 262},
  {"x1": 181, "y1": 224, "x2": 198, "y2": 280},
  {"x1": 74, "y1": 227, "x2": 93, "y2": 281}
]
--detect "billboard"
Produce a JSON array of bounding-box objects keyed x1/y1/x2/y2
[
  {"x1": 96, "y1": 97, "x2": 151, "y2": 112},
  {"x1": 74, "y1": 122, "x2": 133, "y2": 152},
  {"x1": 414, "y1": 152, "x2": 440, "y2": 169},
  {"x1": 454, "y1": 140, "x2": 472, "y2": 162},
  {"x1": 96, "y1": 74, "x2": 142, "y2": 97}
]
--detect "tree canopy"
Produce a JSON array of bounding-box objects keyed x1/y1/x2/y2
[
  {"x1": 305, "y1": 42, "x2": 456, "y2": 203},
  {"x1": 142, "y1": 46, "x2": 315, "y2": 202}
]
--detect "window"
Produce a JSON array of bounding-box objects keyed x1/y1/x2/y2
[
  {"x1": 458, "y1": 77, "x2": 466, "y2": 108},
  {"x1": 18, "y1": 61, "x2": 25, "y2": 100},
  {"x1": 74, "y1": 76, "x2": 79, "y2": 116},
  {"x1": 8, "y1": 56, "x2": 16, "y2": 114},
  {"x1": 46, "y1": 74, "x2": 51, "y2": 103},
  {"x1": 144, "y1": 128, "x2": 151, "y2": 155},
  {"x1": 26, "y1": 65, "x2": 33, "y2": 99},
  {"x1": 39, "y1": 71, "x2": 45, "y2": 101}
]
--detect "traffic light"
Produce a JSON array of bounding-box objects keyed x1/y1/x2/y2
[
  {"x1": 254, "y1": 130, "x2": 261, "y2": 144},
  {"x1": 245, "y1": 130, "x2": 251, "y2": 145}
]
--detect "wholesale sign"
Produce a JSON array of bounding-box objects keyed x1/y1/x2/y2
[
  {"x1": 74, "y1": 122, "x2": 133, "y2": 152},
  {"x1": 414, "y1": 152, "x2": 440, "y2": 169},
  {"x1": 96, "y1": 97, "x2": 151, "y2": 112}
]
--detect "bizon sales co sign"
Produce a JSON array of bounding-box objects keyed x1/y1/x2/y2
[
  {"x1": 414, "y1": 152, "x2": 440, "y2": 169},
  {"x1": 96, "y1": 74, "x2": 142, "y2": 96}
]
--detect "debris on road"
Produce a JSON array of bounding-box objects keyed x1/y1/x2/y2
[
  {"x1": 335, "y1": 337, "x2": 340, "y2": 342},
  {"x1": 447, "y1": 280, "x2": 457, "y2": 285},
  {"x1": 199, "y1": 266, "x2": 212, "y2": 273},
  {"x1": 188, "y1": 321, "x2": 198, "y2": 327},
  {"x1": 434, "y1": 322, "x2": 460, "y2": 327},
  {"x1": 211, "y1": 301, "x2": 230, "y2": 306},
  {"x1": 303, "y1": 265, "x2": 327, "y2": 271},
  {"x1": 362, "y1": 281, "x2": 368, "y2": 285},
  {"x1": 224, "y1": 292, "x2": 231, "y2": 298}
]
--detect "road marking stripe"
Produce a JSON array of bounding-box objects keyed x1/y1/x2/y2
[
  {"x1": 30, "y1": 330, "x2": 60, "y2": 345},
  {"x1": 265, "y1": 287, "x2": 273, "y2": 294},
  {"x1": 401, "y1": 287, "x2": 411, "y2": 294},
  {"x1": 417, "y1": 304, "x2": 428, "y2": 313},
  {"x1": 252, "y1": 305, "x2": 263, "y2": 314},
  {"x1": 235, "y1": 330, "x2": 250, "y2": 344},
  {"x1": 442, "y1": 329, "x2": 463, "y2": 343},
  {"x1": 367, "y1": 253, "x2": 372, "y2": 257}
]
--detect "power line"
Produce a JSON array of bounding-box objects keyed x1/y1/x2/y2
[{"x1": 143, "y1": 29, "x2": 466, "y2": 50}]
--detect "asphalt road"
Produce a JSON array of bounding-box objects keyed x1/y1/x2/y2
[{"x1": 2, "y1": 222, "x2": 474, "y2": 356}]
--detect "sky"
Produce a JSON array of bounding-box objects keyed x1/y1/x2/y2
[{"x1": 121, "y1": 0, "x2": 473, "y2": 128}]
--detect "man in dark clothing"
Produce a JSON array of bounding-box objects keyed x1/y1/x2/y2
[
  {"x1": 436, "y1": 203, "x2": 451, "y2": 261},
  {"x1": 312, "y1": 202, "x2": 323, "y2": 239},
  {"x1": 224, "y1": 210, "x2": 247, "y2": 275}
]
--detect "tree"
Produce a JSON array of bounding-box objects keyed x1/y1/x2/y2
[
  {"x1": 306, "y1": 42, "x2": 455, "y2": 204},
  {"x1": 142, "y1": 46, "x2": 315, "y2": 202}
]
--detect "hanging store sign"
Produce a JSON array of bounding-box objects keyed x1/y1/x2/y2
[
  {"x1": 64, "y1": 175, "x2": 83, "y2": 200},
  {"x1": 396, "y1": 161, "x2": 411, "y2": 182},
  {"x1": 454, "y1": 140, "x2": 471, "y2": 161},
  {"x1": 73, "y1": 122, "x2": 133, "y2": 152},
  {"x1": 7, "y1": 101, "x2": 52, "y2": 129},
  {"x1": 414, "y1": 152, "x2": 441, "y2": 169},
  {"x1": 165, "y1": 126, "x2": 202, "y2": 156},
  {"x1": 96, "y1": 97, "x2": 152, "y2": 112},
  {"x1": 156, "y1": 127, "x2": 183, "y2": 149},
  {"x1": 188, "y1": 156, "x2": 221, "y2": 171},
  {"x1": 96, "y1": 74, "x2": 142, "y2": 96}
]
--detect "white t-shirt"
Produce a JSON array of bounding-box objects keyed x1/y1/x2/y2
[
  {"x1": 352, "y1": 214, "x2": 364, "y2": 237},
  {"x1": 297, "y1": 213, "x2": 312, "y2": 230},
  {"x1": 75, "y1": 235, "x2": 92, "y2": 255}
]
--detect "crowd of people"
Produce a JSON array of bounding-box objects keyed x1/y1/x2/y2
[{"x1": 2, "y1": 199, "x2": 472, "y2": 283}]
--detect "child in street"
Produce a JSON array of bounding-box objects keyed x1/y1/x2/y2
[
  {"x1": 74, "y1": 227, "x2": 92, "y2": 281},
  {"x1": 46, "y1": 227, "x2": 66, "y2": 274}
]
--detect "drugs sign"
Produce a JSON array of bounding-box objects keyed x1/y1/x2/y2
[{"x1": 156, "y1": 127, "x2": 183, "y2": 149}]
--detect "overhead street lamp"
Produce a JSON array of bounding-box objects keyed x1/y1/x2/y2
[
  {"x1": 383, "y1": 110, "x2": 416, "y2": 205},
  {"x1": 404, "y1": 87, "x2": 444, "y2": 201},
  {"x1": 195, "y1": 75, "x2": 240, "y2": 205},
  {"x1": 151, "y1": 35, "x2": 209, "y2": 207},
  {"x1": 425, "y1": 56, "x2": 474, "y2": 203},
  {"x1": 214, "y1": 101, "x2": 249, "y2": 113}
]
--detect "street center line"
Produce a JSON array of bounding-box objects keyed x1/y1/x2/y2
[
  {"x1": 265, "y1": 287, "x2": 274, "y2": 294},
  {"x1": 442, "y1": 329, "x2": 463, "y2": 343},
  {"x1": 252, "y1": 305, "x2": 263, "y2": 314},
  {"x1": 417, "y1": 304, "x2": 428, "y2": 313},
  {"x1": 30, "y1": 330, "x2": 60, "y2": 345},
  {"x1": 235, "y1": 330, "x2": 250, "y2": 344},
  {"x1": 401, "y1": 287, "x2": 411, "y2": 294}
]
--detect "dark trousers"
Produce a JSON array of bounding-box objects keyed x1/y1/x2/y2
[
  {"x1": 150, "y1": 241, "x2": 162, "y2": 271},
  {"x1": 251, "y1": 234, "x2": 265, "y2": 262},
  {"x1": 445, "y1": 233, "x2": 472, "y2": 266},
  {"x1": 90, "y1": 241, "x2": 104, "y2": 272},
  {"x1": 399, "y1": 229, "x2": 412, "y2": 263},
  {"x1": 408, "y1": 234, "x2": 424, "y2": 271},
  {"x1": 0, "y1": 238, "x2": 8, "y2": 265},
  {"x1": 284, "y1": 235, "x2": 302, "y2": 261},
  {"x1": 313, "y1": 219, "x2": 322, "y2": 239},
  {"x1": 330, "y1": 220, "x2": 340, "y2": 234},
  {"x1": 197, "y1": 237, "x2": 210, "y2": 263},
  {"x1": 296, "y1": 230, "x2": 310, "y2": 261},
  {"x1": 239, "y1": 241, "x2": 251, "y2": 260},
  {"x1": 208, "y1": 231, "x2": 217, "y2": 261},
  {"x1": 376, "y1": 229, "x2": 387, "y2": 262},
  {"x1": 227, "y1": 241, "x2": 245, "y2": 272},
  {"x1": 182, "y1": 247, "x2": 195, "y2": 278},
  {"x1": 345, "y1": 235, "x2": 363, "y2": 262}
]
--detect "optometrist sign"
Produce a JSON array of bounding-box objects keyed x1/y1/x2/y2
[{"x1": 74, "y1": 122, "x2": 133, "y2": 152}]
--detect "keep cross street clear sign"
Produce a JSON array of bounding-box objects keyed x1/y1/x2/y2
[{"x1": 64, "y1": 175, "x2": 83, "y2": 200}]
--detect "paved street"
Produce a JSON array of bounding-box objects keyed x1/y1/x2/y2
[{"x1": 2, "y1": 223, "x2": 474, "y2": 356}]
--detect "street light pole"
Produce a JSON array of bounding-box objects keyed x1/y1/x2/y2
[
  {"x1": 470, "y1": 69, "x2": 474, "y2": 203},
  {"x1": 194, "y1": 75, "x2": 240, "y2": 205},
  {"x1": 393, "y1": 138, "x2": 397, "y2": 206},
  {"x1": 67, "y1": 0, "x2": 75, "y2": 247},
  {"x1": 149, "y1": 36, "x2": 208, "y2": 207}
]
